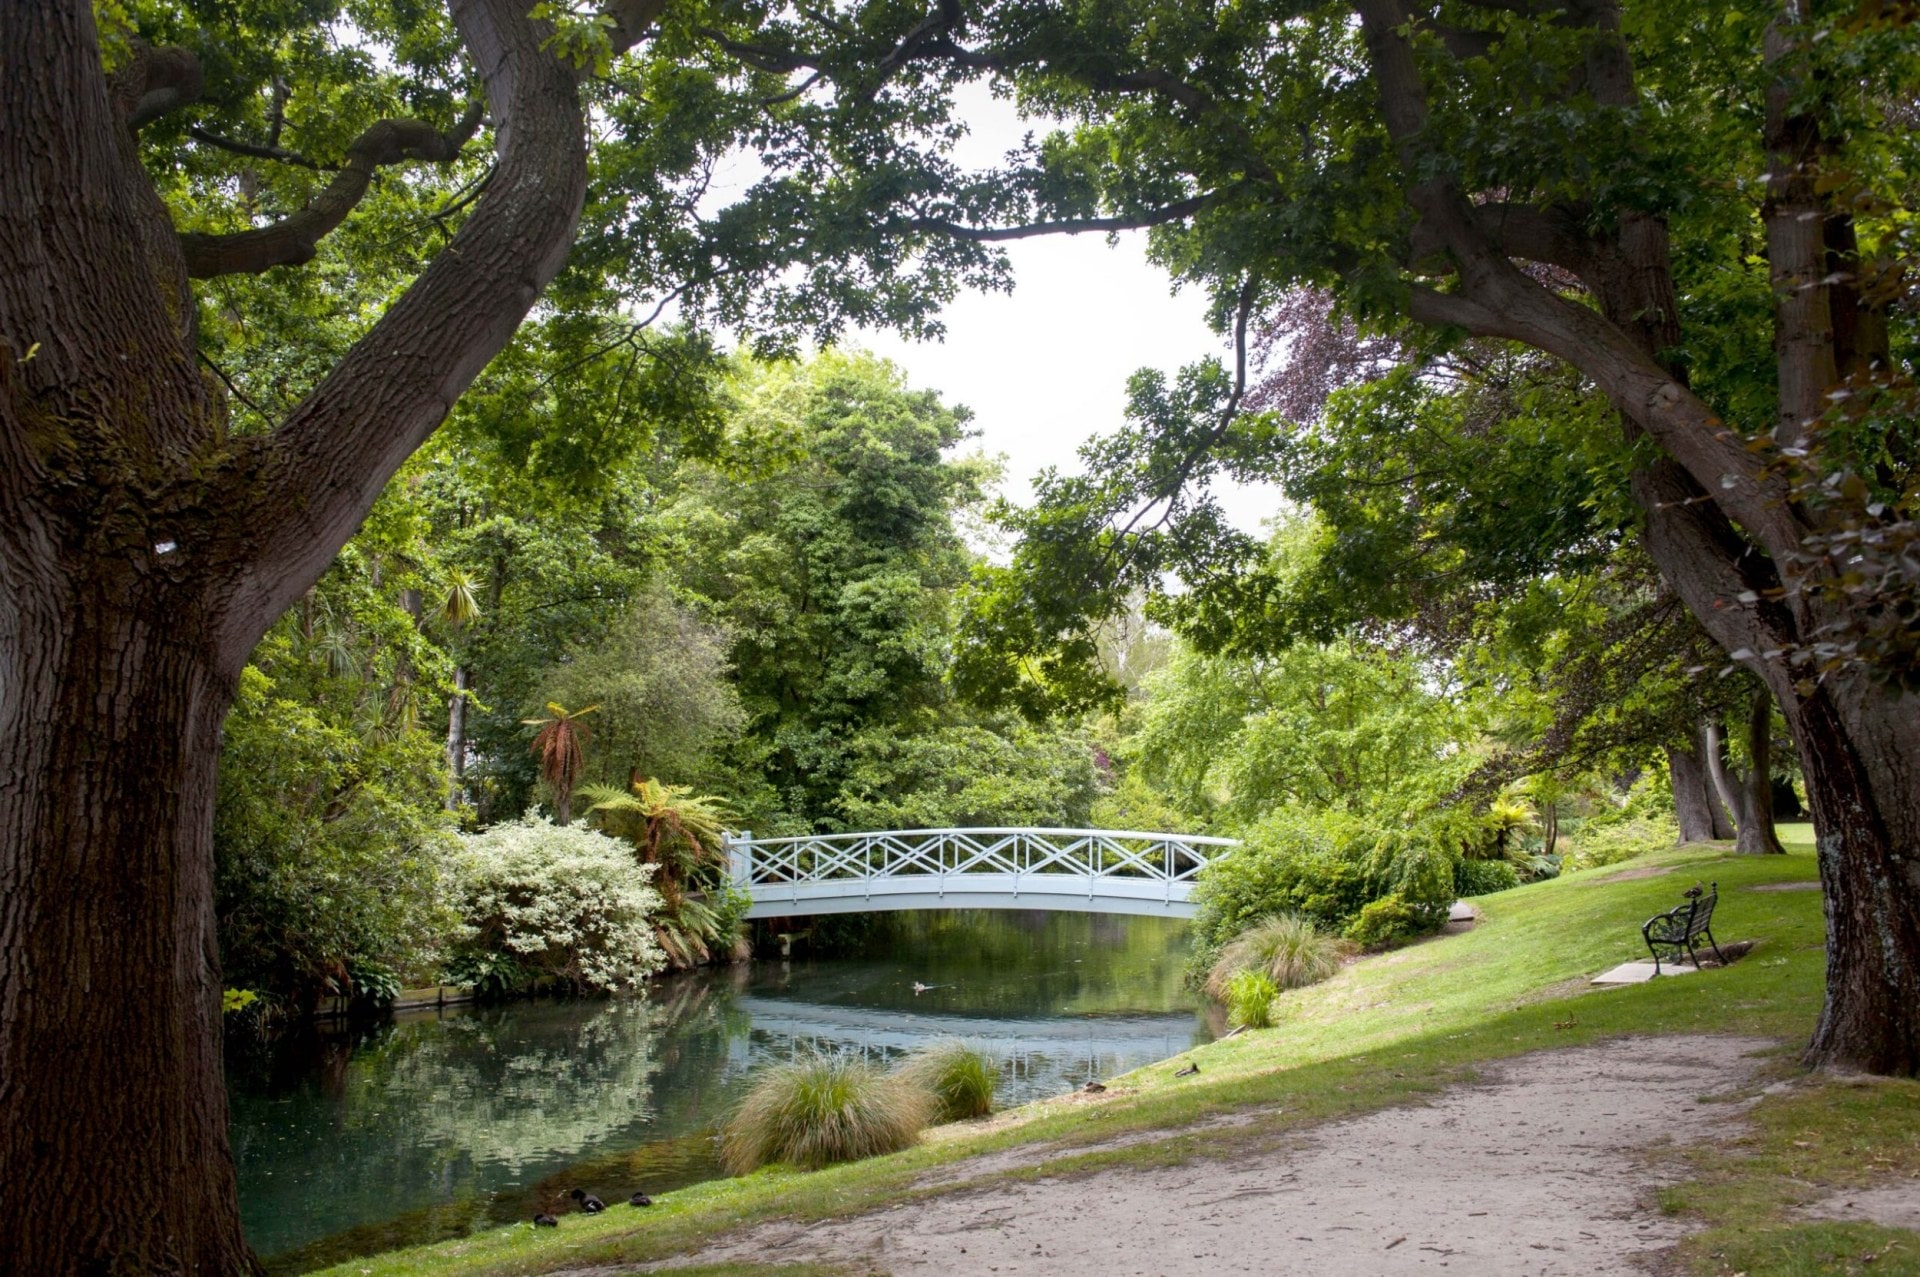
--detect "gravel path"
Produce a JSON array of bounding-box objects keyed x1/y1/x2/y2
[{"x1": 661, "y1": 1035, "x2": 1773, "y2": 1277}]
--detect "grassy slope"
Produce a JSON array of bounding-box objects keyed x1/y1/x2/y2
[{"x1": 324, "y1": 829, "x2": 1920, "y2": 1277}]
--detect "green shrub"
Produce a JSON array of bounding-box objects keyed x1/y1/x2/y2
[
  {"x1": 721, "y1": 1055, "x2": 932, "y2": 1173},
  {"x1": 1204, "y1": 914, "x2": 1351, "y2": 1000},
  {"x1": 346, "y1": 959, "x2": 402, "y2": 1010},
  {"x1": 447, "y1": 818, "x2": 666, "y2": 995},
  {"x1": 1563, "y1": 816, "x2": 1678, "y2": 872},
  {"x1": 896, "y1": 1041, "x2": 996, "y2": 1122},
  {"x1": 1346, "y1": 894, "x2": 1431, "y2": 949},
  {"x1": 1191, "y1": 810, "x2": 1376, "y2": 948},
  {"x1": 1225, "y1": 969, "x2": 1280, "y2": 1030},
  {"x1": 1454, "y1": 858, "x2": 1521, "y2": 897}
]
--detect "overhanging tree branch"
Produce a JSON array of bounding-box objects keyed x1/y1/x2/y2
[
  {"x1": 216, "y1": 0, "x2": 588, "y2": 646},
  {"x1": 1353, "y1": 0, "x2": 1805, "y2": 563},
  {"x1": 187, "y1": 126, "x2": 334, "y2": 173},
  {"x1": 908, "y1": 192, "x2": 1214, "y2": 241},
  {"x1": 179, "y1": 101, "x2": 485, "y2": 277}
]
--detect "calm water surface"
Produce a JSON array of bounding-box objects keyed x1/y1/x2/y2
[{"x1": 229, "y1": 910, "x2": 1214, "y2": 1271}]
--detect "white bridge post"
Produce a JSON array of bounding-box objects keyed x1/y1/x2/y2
[{"x1": 726, "y1": 831, "x2": 751, "y2": 890}]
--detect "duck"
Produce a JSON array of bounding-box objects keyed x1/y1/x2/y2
[
  {"x1": 1173, "y1": 1061, "x2": 1200, "y2": 1078},
  {"x1": 629, "y1": 1192, "x2": 654, "y2": 1208},
  {"x1": 533, "y1": 1213, "x2": 559, "y2": 1228},
  {"x1": 570, "y1": 1188, "x2": 606, "y2": 1214},
  {"x1": 1082, "y1": 1081, "x2": 1106, "y2": 1094}
]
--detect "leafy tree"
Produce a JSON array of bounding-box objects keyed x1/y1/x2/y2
[
  {"x1": 533, "y1": 591, "x2": 745, "y2": 793},
  {"x1": 835, "y1": 720, "x2": 1101, "y2": 829},
  {"x1": 214, "y1": 655, "x2": 454, "y2": 1014},
  {"x1": 1131, "y1": 637, "x2": 1472, "y2": 828},
  {"x1": 667, "y1": 352, "x2": 988, "y2": 822},
  {"x1": 213, "y1": 479, "x2": 459, "y2": 1013}
]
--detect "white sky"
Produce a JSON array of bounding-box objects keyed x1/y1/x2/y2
[{"x1": 835, "y1": 88, "x2": 1283, "y2": 534}]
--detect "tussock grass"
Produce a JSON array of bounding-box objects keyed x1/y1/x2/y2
[
  {"x1": 1224, "y1": 969, "x2": 1279, "y2": 1029},
  {"x1": 1205, "y1": 913, "x2": 1353, "y2": 1001},
  {"x1": 720, "y1": 1055, "x2": 931, "y2": 1174},
  {"x1": 897, "y1": 1040, "x2": 996, "y2": 1122}
]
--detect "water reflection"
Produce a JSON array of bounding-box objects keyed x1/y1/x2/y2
[{"x1": 231, "y1": 910, "x2": 1210, "y2": 1271}]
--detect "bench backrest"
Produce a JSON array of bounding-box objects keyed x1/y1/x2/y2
[
  {"x1": 1682, "y1": 887, "x2": 1716, "y2": 936},
  {"x1": 1647, "y1": 883, "x2": 1718, "y2": 944}
]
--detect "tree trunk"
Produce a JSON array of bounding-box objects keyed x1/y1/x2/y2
[
  {"x1": 1704, "y1": 697, "x2": 1787, "y2": 856},
  {"x1": 446, "y1": 665, "x2": 468, "y2": 809},
  {"x1": 0, "y1": 575, "x2": 257, "y2": 1275},
  {"x1": 1787, "y1": 677, "x2": 1920, "y2": 1073},
  {"x1": 0, "y1": 0, "x2": 589, "y2": 1266},
  {"x1": 1668, "y1": 732, "x2": 1732, "y2": 842},
  {"x1": 1733, "y1": 689, "x2": 1786, "y2": 856}
]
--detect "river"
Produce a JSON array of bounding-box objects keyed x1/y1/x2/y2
[{"x1": 228, "y1": 909, "x2": 1214, "y2": 1272}]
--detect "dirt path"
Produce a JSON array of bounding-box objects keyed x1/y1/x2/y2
[{"x1": 662, "y1": 1035, "x2": 1774, "y2": 1277}]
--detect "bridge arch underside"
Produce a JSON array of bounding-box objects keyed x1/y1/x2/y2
[{"x1": 741, "y1": 875, "x2": 1198, "y2": 920}]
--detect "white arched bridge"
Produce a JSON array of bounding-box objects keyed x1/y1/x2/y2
[{"x1": 725, "y1": 826, "x2": 1239, "y2": 920}]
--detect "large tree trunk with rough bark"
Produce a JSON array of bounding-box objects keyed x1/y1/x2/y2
[
  {"x1": 0, "y1": 0, "x2": 589, "y2": 1269},
  {"x1": 1793, "y1": 678, "x2": 1920, "y2": 1074},
  {"x1": 0, "y1": 575, "x2": 255, "y2": 1273}
]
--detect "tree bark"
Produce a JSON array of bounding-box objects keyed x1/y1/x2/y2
[
  {"x1": 446, "y1": 666, "x2": 469, "y2": 809},
  {"x1": 0, "y1": 571, "x2": 255, "y2": 1273},
  {"x1": 1668, "y1": 733, "x2": 1732, "y2": 842},
  {"x1": 0, "y1": 0, "x2": 589, "y2": 1268},
  {"x1": 1706, "y1": 693, "x2": 1788, "y2": 856},
  {"x1": 1797, "y1": 679, "x2": 1920, "y2": 1074}
]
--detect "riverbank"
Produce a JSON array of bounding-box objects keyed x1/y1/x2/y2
[
  {"x1": 320, "y1": 828, "x2": 1920, "y2": 1277},
  {"x1": 235, "y1": 910, "x2": 1205, "y2": 1268}
]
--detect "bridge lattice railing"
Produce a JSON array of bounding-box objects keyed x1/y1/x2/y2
[{"x1": 725, "y1": 827, "x2": 1239, "y2": 892}]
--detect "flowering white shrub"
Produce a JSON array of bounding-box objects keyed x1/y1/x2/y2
[{"x1": 449, "y1": 818, "x2": 666, "y2": 993}]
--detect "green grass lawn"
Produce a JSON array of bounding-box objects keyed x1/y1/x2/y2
[{"x1": 319, "y1": 828, "x2": 1920, "y2": 1277}]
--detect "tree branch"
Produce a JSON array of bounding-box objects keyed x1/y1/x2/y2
[
  {"x1": 606, "y1": 0, "x2": 672, "y2": 57},
  {"x1": 187, "y1": 126, "x2": 334, "y2": 173},
  {"x1": 908, "y1": 192, "x2": 1215, "y2": 242},
  {"x1": 1355, "y1": 0, "x2": 1806, "y2": 564},
  {"x1": 109, "y1": 42, "x2": 203, "y2": 131},
  {"x1": 212, "y1": 0, "x2": 588, "y2": 648},
  {"x1": 178, "y1": 101, "x2": 485, "y2": 278},
  {"x1": 1634, "y1": 460, "x2": 1795, "y2": 666}
]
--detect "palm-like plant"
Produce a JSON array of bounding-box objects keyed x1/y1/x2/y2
[
  {"x1": 436, "y1": 570, "x2": 482, "y2": 631},
  {"x1": 1486, "y1": 795, "x2": 1540, "y2": 862},
  {"x1": 582, "y1": 777, "x2": 735, "y2": 966},
  {"x1": 522, "y1": 702, "x2": 598, "y2": 825}
]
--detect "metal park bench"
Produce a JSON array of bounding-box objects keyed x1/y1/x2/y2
[{"x1": 1641, "y1": 882, "x2": 1726, "y2": 975}]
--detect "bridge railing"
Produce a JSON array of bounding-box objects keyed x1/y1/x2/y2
[{"x1": 724, "y1": 826, "x2": 1239, "y2": 906}]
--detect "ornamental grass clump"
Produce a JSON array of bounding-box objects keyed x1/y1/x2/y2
[
  {"x1": 896, "y1": 1041, "x2": 996, "y2": 1122},
  {"x1": 1204, "y1": 912, "x2": 1353, "y2": 1002},
  {"x1": 721, "y1": 1055, "x2": 932, "y2": 1174},
  {"x1": 1224, "y1": 969, "x2": 1281, "y2": 1030}
]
